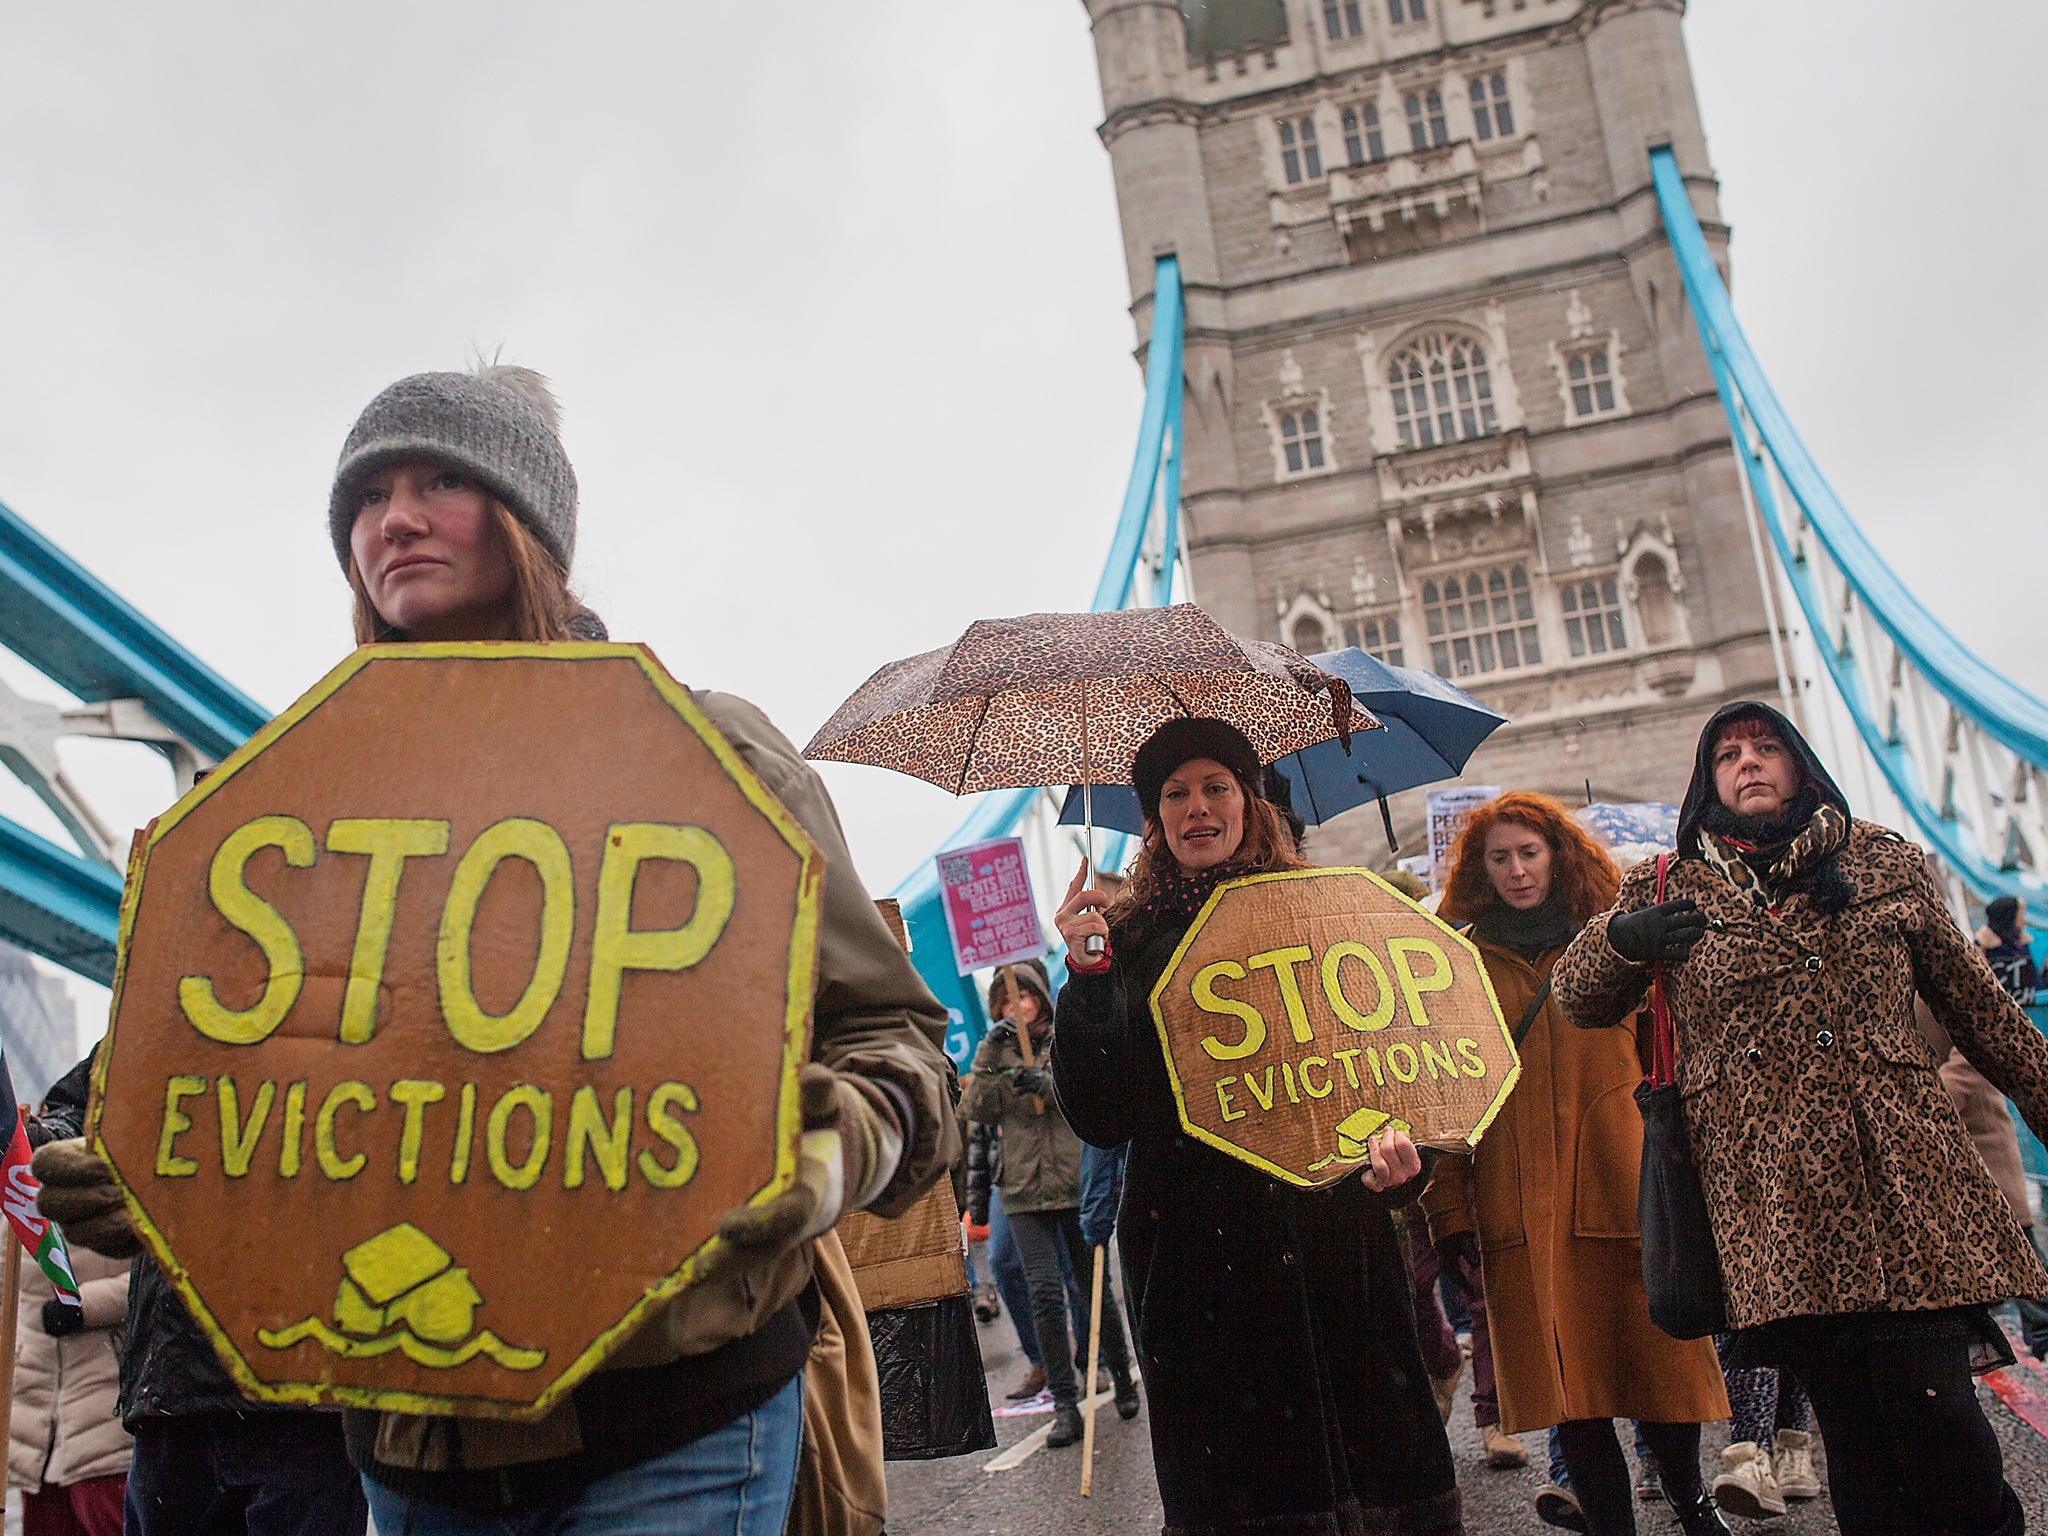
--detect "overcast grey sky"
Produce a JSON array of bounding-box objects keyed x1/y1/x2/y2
[{"x1": 1, "y1": 2, "x2": 2041, "y2": 1022}]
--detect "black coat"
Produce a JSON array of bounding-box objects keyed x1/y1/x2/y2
[
  {"x1": 1052, "y1": 913, "x2": 1461, "y2": 1536},
  {"x1": 38, "y1": 1053, "x2": 293, "y2": 1425}
]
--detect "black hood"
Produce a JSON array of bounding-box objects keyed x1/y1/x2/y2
[{"x1": 1677, "y1": 700, "x2": 1849, "y2": 859}]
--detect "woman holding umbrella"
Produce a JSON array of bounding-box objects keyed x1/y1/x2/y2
[
  {"x1": 1555, "y1": 701, "x2": 2048, "y2": 1536},
  {"x1": 1051, "y1": 718, "x2": 1462, "y2": 1536}
]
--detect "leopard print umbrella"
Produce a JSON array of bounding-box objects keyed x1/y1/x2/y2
[{"x1": 803, "y1": 604, "x2": 1374, "y2": 795}]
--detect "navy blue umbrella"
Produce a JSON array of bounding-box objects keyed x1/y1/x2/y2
[{"x1": 1059, "y1": 649, "x2": 1506, "y2": 848}]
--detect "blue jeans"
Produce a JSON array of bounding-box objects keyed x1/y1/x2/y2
[{"x1": 360, "y1": 1374, "x2": 804, "y2": 1536}]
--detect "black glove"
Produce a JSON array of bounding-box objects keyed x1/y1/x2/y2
[
  {"x1": 1607, "y1": 898, "x2": 1707, "y2": 965},
  {"x1": 41, "y1": 1297, "x2": 83, "y2": 1337},
  {"x1": 1436, "y1": 1230, "x2": 1481, "y2": 1283},
  {"x1": 1012, "y1": 1067, "x2": 1049, "y2": 1097},
  {"x1": 986, "y1": 1020, "x2": 1018, "y2": 1049}
]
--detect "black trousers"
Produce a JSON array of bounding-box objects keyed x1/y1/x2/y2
[
  {"x1": 1786, "y1": 1334, "x2": 2015, "y2": 1536},
  {"x1": 127, "y1": 1411, "x2": 368, "y2": 1536},
  {"x1": 1555, "y1": 1419, "x2": 1703, "y2": 1536},
  {"x1": 1007, "y1": 1206, "x2": 1130, "y2": 1408},
  {"x1": 2021, "y1": 1227, "x2": 2048, "y2": 1362}
]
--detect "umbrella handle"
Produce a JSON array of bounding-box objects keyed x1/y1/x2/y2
[{"x1": 1080, "y1": 692, "x2": 1107, "y2": 958}]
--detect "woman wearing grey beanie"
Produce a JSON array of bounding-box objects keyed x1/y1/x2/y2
[{"x1": 329, "y1": 363, "x2": 958, "y2": 1533}]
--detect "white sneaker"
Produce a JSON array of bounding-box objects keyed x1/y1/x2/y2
[
  {"x1": 1771, "y1": 1430, "x2": 1820, "y2": 1500},
  {"x1": 1711, "y1": 1441, "x2": 1787, "y2": 1519}
]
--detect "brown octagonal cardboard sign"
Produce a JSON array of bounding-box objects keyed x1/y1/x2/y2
[
  {"x1": 88, "y1": 643, "x2": 820, "y2": 1419},
  {"x1": 1149, "y1": 869, "x2": 1518, "y2": 1188}
]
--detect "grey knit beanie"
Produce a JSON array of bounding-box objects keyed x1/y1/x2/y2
[{"x1": 329, "y1": 364, "x2": 578, "y2": 572}]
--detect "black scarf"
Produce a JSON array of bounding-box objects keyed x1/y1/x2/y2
[
  {"x1": 1114, "y1": 860, "x2": 1253, "y2": 954},
  {"x1": 1697, "y1": 795, "x2": 1853, "y2": 914},
  {"x1": 1471, "y1": 893, "x2": 1580, "y2": 959},
  {"x1": 1677, "y1": 701, "x2": 1855, "y2": 916}
]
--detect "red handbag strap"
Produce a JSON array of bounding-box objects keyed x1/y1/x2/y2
[{"x1": 1647, "y1": 853, "x2": 1677, "y2": 1089}]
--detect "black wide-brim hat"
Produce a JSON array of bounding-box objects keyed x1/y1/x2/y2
[{"x1": 1133, "y1": 718, "x2": 1264, "y2": 822}]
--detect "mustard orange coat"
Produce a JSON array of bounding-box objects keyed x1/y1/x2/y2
[{"x1": 1422, "y1": 938, "x2": 1729, "y2": 1434}]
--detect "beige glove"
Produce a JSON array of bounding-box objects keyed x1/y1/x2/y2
[
  {"x1": 32, "y1": 1139, "x2": 141, "y2": 1259},
  {"x1": 710, "y1": 1065, "x2": 903, "y2": 1264}
]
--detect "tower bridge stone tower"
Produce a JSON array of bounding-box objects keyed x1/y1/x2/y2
[{"x1": 1081, "y1": 0, "x2": 1781, "y2": 861}]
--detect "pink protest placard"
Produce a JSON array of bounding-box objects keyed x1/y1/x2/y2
[{"x1": 934, "y1": 837, "x2": 1047, "y2": 977}]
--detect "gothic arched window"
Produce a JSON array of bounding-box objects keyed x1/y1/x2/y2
[
  {"x1": 1342, "y1": 105, "x2": 1384, "y2": 166},
  {"x1": 1423, "y1": 565, "x2": 1539, "y2": 678},
  {"x1": 1279, "y1": 408, "x2": 1325, "y2": 472},
  {"x1": 1470, "y1": 72, "x2": 1514, "y2": 139},
  {"x1": 1561, "y1": 576, "x2": 1627, "y2": 657},
  {"x1": 1387, "y1": 333, "x2": 1499, "y2": 450},
  {"x1": 1278, "y1": 117, "x2": 1322, "y2": 185},
  {"x1": 1405, "y1": 88, "x2": 1447, "y2": 151}
]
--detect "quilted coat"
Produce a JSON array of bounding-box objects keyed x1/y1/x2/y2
[
  {"x1": 1422, "y1": 938, "x2": 1728, "y2": 1432},
  {"x1": 1554, "y1": 821, "x2": 2048, "y2": 1329},
  {"x1": 8, "y1": 1247, "x2": 132, "y2": 1496}
]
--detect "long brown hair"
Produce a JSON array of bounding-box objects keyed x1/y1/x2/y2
[
  {"x1": 1438, "y1": 790, "x2": 1620, "y2": 928},
  {"x1": 1105, "y1": 780, "x2": 1310, "y2": 925},
  {"x1": 349, "y1": 499, "x2": 578, "y2": 644}
]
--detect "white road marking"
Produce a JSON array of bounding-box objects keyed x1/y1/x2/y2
[{"x1": 982, "y1": 1373, "x2": 1141, "y2": 1473}]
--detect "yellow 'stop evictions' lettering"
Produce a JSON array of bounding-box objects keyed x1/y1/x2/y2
[
  {"x1": 582, "y1": 825, "x2": 736, "y2": 1061},
  {"x1": 437, "y1": 819, "x2": 576, "y2": 1054},
  {"x1": 1386, "y1": 938, "x2": 1455, "y2": 1032},
  {"x1": 1245, "y1": 947, "x2": 1316, "y2": 1044},
  {"x1": 1191, "y1": 961, "x2": 1266, "y2": 1061},
  {"x1": 1322, "y1": 941, "x2": 1395, "y2": 1033},
  {"x1": 179, "y1": 817, "x2": 317, "y2": 1045},
  {"x1": 326, "y1": 819, "x2": 451, "y2": 1044}
]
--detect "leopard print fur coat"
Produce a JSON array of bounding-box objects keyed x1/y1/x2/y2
[{"x1": 1554, "y1": 820, "x2": 2048, "y2": 1329}]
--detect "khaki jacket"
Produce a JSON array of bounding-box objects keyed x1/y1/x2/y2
[
  {"x1": 960, "y1": 1030, "x2": 1082, "y2": 1215},
  {"x1": 1555, "y1": 822, "x2": 2048, "y2": 1329},
  {"x1": 9, "y1": 1248, "x2": 132, "y2": 1495},
  {"x1": 788, "y1": 1230, "x2": 886, "y2": 1536},
  {"x1": 375, "y1": 691, "x2": 958, "y2": 1472},
  {"x1": 1422, "y1": 940, "x2": 1728, "y2": 1433}
]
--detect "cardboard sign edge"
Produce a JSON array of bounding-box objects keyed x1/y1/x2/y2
[
  {"x1": 1144, "y1": 866, "x2": 1525, "y2": 1188},
  {"x1": 88, "y1": 642, "x2": 826, "y2": 1421}
]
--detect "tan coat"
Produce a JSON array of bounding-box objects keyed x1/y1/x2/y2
[
  {"x1": 1556, "y1": 822, "x2": 2048, "y2": 1329},
  {"x1": 375, "y1": 692, "x2": 960, "y2": 1473},
  {"x1": 1422, "y1": 940, "x2": 1728, "y2": 1433},
  {"x1": 8, "y1": 1248, "x2": 131, "y2": 1495},
  {"x1": 788, "y1": 1230, "x2": 886, "y2": 1536}
]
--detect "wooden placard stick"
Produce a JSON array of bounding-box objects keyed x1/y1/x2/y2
[
  {"x1": 1079, "y1": 1242, "x2": 1107, "y2": 1495},
  {"x1": 0, "y1": 1234, "x2": 20, "y2": 1457},
  {"x1": 1004, "y1": 964, "x2": 1045, "y2": 1116}
]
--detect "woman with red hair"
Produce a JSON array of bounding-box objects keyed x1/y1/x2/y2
[{"x1": 1425, "y1": 792, "x2": 1730, "y2": 1536}]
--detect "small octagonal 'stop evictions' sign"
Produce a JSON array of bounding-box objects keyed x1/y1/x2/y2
[
  {"x1": 89, "y1": 644, "x2": 820, "y2": 1420},
  {"x1": 1149, "y1": 869, "x2": 1518, "y2": 1189}
]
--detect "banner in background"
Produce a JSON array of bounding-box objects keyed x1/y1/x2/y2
[
  {"x1": 1425, "y1": 785, "x2": 1499, "y2": 892},
  {"x1": 935, "y1": 837, "x2": 1045, "y2": 977}
]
